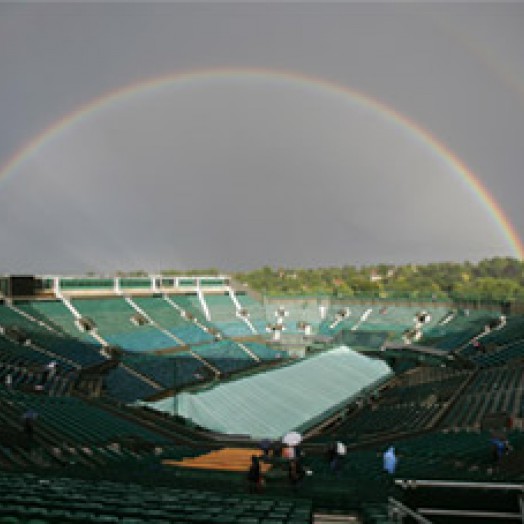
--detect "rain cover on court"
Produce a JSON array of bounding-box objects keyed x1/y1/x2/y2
[{"x1": 146, "y1": 346, "x2": 392, "y2": 439}]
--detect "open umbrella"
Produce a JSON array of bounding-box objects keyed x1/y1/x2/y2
[{"x1": 282, "y1": 431, "x2": 302, "y2": 447}]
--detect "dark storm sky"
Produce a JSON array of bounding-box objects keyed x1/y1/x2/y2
[{"x1": 0, "y1": 2, "x2": 523, "y2": 274}]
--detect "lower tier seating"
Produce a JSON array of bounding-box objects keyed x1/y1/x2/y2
[{"x1": 0, "y1": 472, "x2": 312, "y2": 524}]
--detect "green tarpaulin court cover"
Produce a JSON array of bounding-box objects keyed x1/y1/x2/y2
[{"x1": 145, "y1": 346, "x2": 391, "y2": 439}]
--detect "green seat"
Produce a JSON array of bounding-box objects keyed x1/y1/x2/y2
[
  {"x1": 208, "y1": 517, "x2": 234, "y2": 524},
  {"x1": 66, "y1": 512, "x2": 98, "y2": 523},
  {"x1": 92, "y1": 517, "x2": 120, "y2": 524},
  {"x1": 0, "y1": 518, "x2": 21, "y2": 524},
  {"x1": 184, "y1": 515, "x2": 214, "y2": 523}
]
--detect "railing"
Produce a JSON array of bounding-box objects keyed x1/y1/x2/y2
[
  {"x1": 388, "y1": 498, "x2": 433, "y2": 524},
  {"x1": 37, "y1": 274, "x2": 231, "y2": 296},
  {"x1": 396, "y1": 479, "x2": 524, "y2": 491},
  {"x1": 395, "y1": 479, "x2": 524, "y2": 523}
]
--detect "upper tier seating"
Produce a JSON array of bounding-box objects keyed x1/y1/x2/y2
[
  {"x1": 0, "y1": 304, "x2": 104, "y2": 367},
  {"x1": 459, "y1": 315, "x2": 524, "y2": 367},
  {"x1": 72, "y1": 298, "x2": 177, "y2": 351},
  {"x1": 204, "y1": 293, "x2": 253, "y2": 337},
  {"x1": 131, "y1": 296, "x2": 210, "y2": 345},
  {"x1": 318, "y1": 304, "x2": 371, "y2": 336},
  {"x1": 422, "y1": 310, "x2": 499, "y2": 351},
  {"x1": 266, "y1": 299, "x2": 323, "y2": 335},
  {"x1": 354, "y1": 306, "x2": 421, "y2": 333},
  {"x1": 242, "y1": 342, "x2": 286, "y2": 361},
  {"x1": 236, "y1": 293, "x2": 268, "y2": 334},
  {"x1": 334, "y1": 330, "x2": 391, "y2": 351},
  {"x1": 17, "y1": 300, "x2": 98, "y2": 344},
  {"x1": 168, "y1": 294, "x2": 210, "y2": 325}
]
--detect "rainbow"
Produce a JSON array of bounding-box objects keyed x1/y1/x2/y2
[{"x1": 1, "y1": 67, "x2": 522, "y2": 259}]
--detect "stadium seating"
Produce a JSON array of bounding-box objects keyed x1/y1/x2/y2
[
  {"x1": 0, "y1": 388, "x2": 169, "y2": 446},
  {"x1": 72, "y1": 298, "x2": 177, "y2": 351},
  {"x1": 265, "y1": 299, "x2": 323, "y2": 335},
  {"x1": 0, "y1": 358, "x2": 71, "y2": 397},
  {"x1": 17, "y1": 300, "x2": 98, "y2": 344},
  {"x1": 0, "y1": 305, "x2": 104, "y2": 368},
  {"x1": 242, "y1": 342, "x2": 286, "y2": 361},
  {"x1": 422, "y1": 311, "x2": 499, "y2": 351},
  {"x1": 3, "y1": 291, "x2": 524, "y2": 521},
  {"x1": 355, "y1": 306, "x2": 418, "y2": 332},
  {"x1": 165, "y1": 295, "x2": 216, "y2": 343},
  {"x1": 317, "y1": 304, "x2": 371, "y2": 335},
  {"x1": 122, "y1": 352, "x2": 213, "y2": 390},
  {"x1": 192, "y1": 340, "x2": 258, "y2": 375},
  {"x1": 169, "y1": 294, "x2": 209, "y2": 325},
  {"x1": 459, "y1": 315, "x2": 524, "y2": 367},
  {"x1": 204, "y1": 293, "x2": 253, "y2": 337},
  {"x1": 21, "y1": 330, "x2": 105, "y2": 367},
  {"x1": 0, "y1": 472, "x2": 313, "y2": 523},
  {"x1": 309, "y1": 367, "x2": 471, "y2": 443},
  {"x1": 0, "y1": 333, "x2": 53, "y2": 367},
  {"x1": 173, "y1": 323, "x2": 215, "y2": 345},
  {"x1": 102, "y1": 364, "x2": 162, "y2": 403},
  {"x1": 334, "y1": 330, "x2": 391, "y2": 351},
  {"x1": 443, "y1": 363, "x2": 524, "y2": 429},
  {"x1": 236, "y1": 293, "x2": 268, "y2": 334},
  {"x1": 132, "y1": 295, "x2": 213, "y2": 344}
]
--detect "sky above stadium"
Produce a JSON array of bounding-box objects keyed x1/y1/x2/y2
[{"x1": 0, "y1": 2, "x2": 523, "y2": 274}]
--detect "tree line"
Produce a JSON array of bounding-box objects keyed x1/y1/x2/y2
[{"x1": 232, "y1": 257, "x2": 524, "y2": 301}]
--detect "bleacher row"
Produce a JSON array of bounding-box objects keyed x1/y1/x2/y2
[
  {"x1": 0, "y1": 472, "x2": 313, "y2": 524},
  {"x1": 443, "y1": 363, "x2": 524, "y2": 428},
  {"x1": 0, "y1": 294, "x2": 507, "y2": 352},
  {"x1": 314, "y1": 368, "x2": 472, "y2": 443}
]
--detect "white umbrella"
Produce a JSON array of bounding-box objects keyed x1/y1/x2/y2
[{"x1": 282, "y1": 431, "x2": 302, "y2": 447}]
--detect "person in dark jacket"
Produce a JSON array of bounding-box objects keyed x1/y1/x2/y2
[
  {"x1": 22, "y1": 410, "x2": 38, "y2": 441},
  {"x1": 247, "y1": 455, "x2": 263, "y2": 493},
  {"x1": 491, "y1": 436, "x2": 512, "y2": 463},
  {"x1": 288, "y1": 459, "x2": 305, "y2": 490},
  {"x1": 326, "y1": 441, "x2": 346, "y2": 473}
]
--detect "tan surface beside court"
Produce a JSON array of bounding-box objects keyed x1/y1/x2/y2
[{"x1": 163, "y1": 448, "x2": 273, "y2": 473}]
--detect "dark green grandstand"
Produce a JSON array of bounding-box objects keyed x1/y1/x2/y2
[{"x1": 1, "y1": 274, "x2": 524, "y2": 523}]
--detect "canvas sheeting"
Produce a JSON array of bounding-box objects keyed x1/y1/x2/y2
[{"x1": 144, "y1": 346, "x2": 391, "y2": 439}]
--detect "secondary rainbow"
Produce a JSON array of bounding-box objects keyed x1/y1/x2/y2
[{"x1": 1, "y1": 67, "x2": 522, "y2": 259}]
